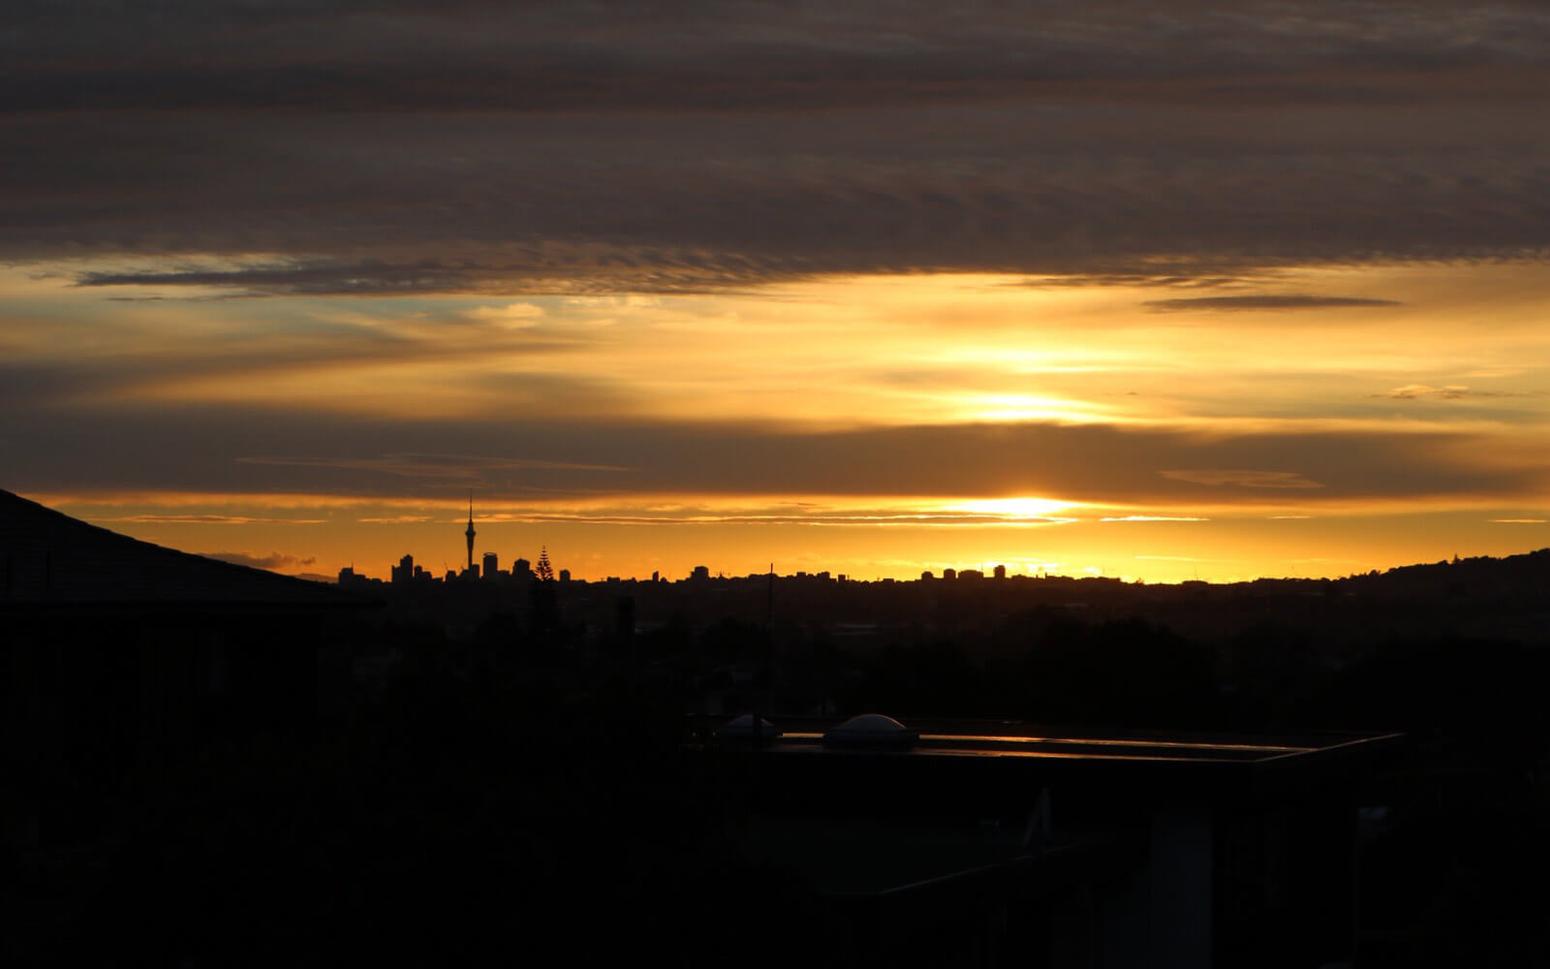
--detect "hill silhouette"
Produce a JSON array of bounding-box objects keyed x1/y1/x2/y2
[{"x1": 0, "y1": 489, "x2": 340, "y2": 605}]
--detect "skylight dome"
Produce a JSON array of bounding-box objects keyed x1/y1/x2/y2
[{"x1": 823, "y1": 713, "x2": 918, "y2": 749}]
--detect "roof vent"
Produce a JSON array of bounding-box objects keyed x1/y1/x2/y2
[
  {"x1": 823, "y1": 713, "x2": 918, "y2": 749},
  {"x1": 719, "y1": 713, "x2": 781, "y2": 743}
]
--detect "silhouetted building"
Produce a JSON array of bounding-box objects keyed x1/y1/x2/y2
[
  {"x1": 994, "y1": 564, "x2": 1007, "y2": 579},
  {"x1": 482, "y1": 551, "x2": 499, "y2": 579},
  {"x1": 391, "y1": 553, "x2": 414, "y2": 584},
  {"x1": 558, "y1": 569, "x2": 570, "y2": 584},
  {"x1": 337, "y1": 566, "x2": 371, "y2": 590},
  {"x1": 691, "y1": 565, "x2": 711, "y2": 581},
  {"x1": 943, "y1": 568, "x2": 957, "y2": 580},
  {"x1": 512, "y1": 557, "x2": 532, "y2": 580}
]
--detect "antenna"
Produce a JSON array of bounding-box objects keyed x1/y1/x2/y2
[{"x1": 759, "y1": 562, "x2": 776, "y2": 735}]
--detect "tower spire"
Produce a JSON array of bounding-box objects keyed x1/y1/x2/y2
[{"x1": 464, "y1": 492, "x2": 476, "y2": 573}]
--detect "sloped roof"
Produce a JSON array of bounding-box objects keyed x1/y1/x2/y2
[{"x1": 0, "y1": 489, "x2": 341, "y2": 605}]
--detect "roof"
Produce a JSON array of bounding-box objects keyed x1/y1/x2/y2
[
  {"x1": 700, "y1": 715, "x2": 1402, "y2": 796},
  {"x1": 0, "y1": 489, "x2": 344, "y2": 606}
]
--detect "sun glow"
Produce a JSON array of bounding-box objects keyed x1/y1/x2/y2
[
  {"x1": 5, "y1": 262, "x2": 1550, "y2": 584},
  {"x1": 946, "y1": 497, "x2": 1079, "y2": 520}
]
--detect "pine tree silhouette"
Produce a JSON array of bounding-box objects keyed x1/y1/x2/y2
[{"x1": 535, "y1": 545, "x2": 555, "y2": 582}]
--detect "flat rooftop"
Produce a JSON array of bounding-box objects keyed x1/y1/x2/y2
[
  {"x1": 753, "y1": 719, "x2": 1397, "y2": 765},
  {"x1": 697, "y1": 717, "x2": 1402, "y2": 796}
]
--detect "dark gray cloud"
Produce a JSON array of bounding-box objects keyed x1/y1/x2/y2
[
  {"x1": 1, "y1": 4, "x2": 1549, "y2": 290},
  {"x1": 1158, "y1": 469, "x2": 1323, "y2": 489},
  {"x1": 1144, "y1": 295, "x2": 1402, "y2": 312},
  {"x1": 7, "y1": 2, "x2": 1550, "y2": 113},
  {"x1": 235, "y1": 453, "x2": 629, "y2": 478},
  {"x1": 4, "y1": 402, "x2": 1544, "y2": 507}
]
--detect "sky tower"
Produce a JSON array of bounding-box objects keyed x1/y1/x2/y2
[{"x1": 465, "y1": 495, "x2": 476, "y2": 573}]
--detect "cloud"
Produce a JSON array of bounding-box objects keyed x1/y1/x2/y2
[
  {"x1": 1100, "y1": 515, "x2": 1210, "y2": 522},
  {"x1": 1376, "y1": 384, "x2": 1530, "y2": 401},
  {"x1": 463, "y1": 302, "x2": 546, "y2": 327},
  {"x1": 103, "y1": 514, "x2": 327, "y2": 525},
  {"x1": 8, "y1": 406, "x2": 1541, "y2": 508},
  {"x1": 199, "y1": 551, "x2": 318, "y2": 570},
  {"x1": 462, "y1": 507, "x2": 1079, "y2": 527},
  {"x1": 73, "y1": 261, "x2": 506, "y2": 298},
  {"x1": 1160, "y1": 469, "x2": 1323, "y2": 489},
  {"x1": 6, "y1": 2, "x2": 1550, "y2": 114},
  {"x1": 236, "y1": 453, "x2": 629, "y2": 479},
  {"x1": 1019, "y1": 270, "x2": 1260, "y2": 290},
  {"x1": 0, "y1": 4, "x2": 1547, "y2": 291},
  {"x1": 1144, "y1": 295, "x2": 1401, "y2": 312},
  {"x1": 1489, "y1": 518, "x2": 1547, "y2": 524}
]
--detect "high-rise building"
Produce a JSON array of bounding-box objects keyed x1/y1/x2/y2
[
  {"x1": 994, "y1": 564, "x2": 1007, "y2": 579},
  {"x1": 482, "y1": 551, "x2": 499, "y2": 579},
  {"x1": 512, "y1": 557, "x2": 532, "y2": 579},
  {"x1": 392, "y1": 553, "x2": 414, "y2": 584}
]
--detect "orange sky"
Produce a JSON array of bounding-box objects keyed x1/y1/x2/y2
[{"x1": 9, "y1": 265, "x2": 1547, "y2": 583}]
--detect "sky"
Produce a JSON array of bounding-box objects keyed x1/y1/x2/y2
[{"x1": 4, "y1": 1, "x2": 1550, "y2": 582}]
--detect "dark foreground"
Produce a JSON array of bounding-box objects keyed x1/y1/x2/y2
[{"x1": 5, "y1": 503, "x2": 1550, "y2": 966}]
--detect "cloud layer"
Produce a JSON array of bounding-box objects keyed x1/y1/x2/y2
[
  {"x1": 6, "y1": 404, "x2": 1545, "y2": 509},
  {"x1": 3, "y1": 3, "x2": 1550, "y2": 291}
]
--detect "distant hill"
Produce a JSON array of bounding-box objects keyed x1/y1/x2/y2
[
  {"x1": 1338, "y1": 548, "x2": 1550, "y2": 601},
  {"x1": 0, "y1": 489, "x2": 342, "y2": 605}
]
